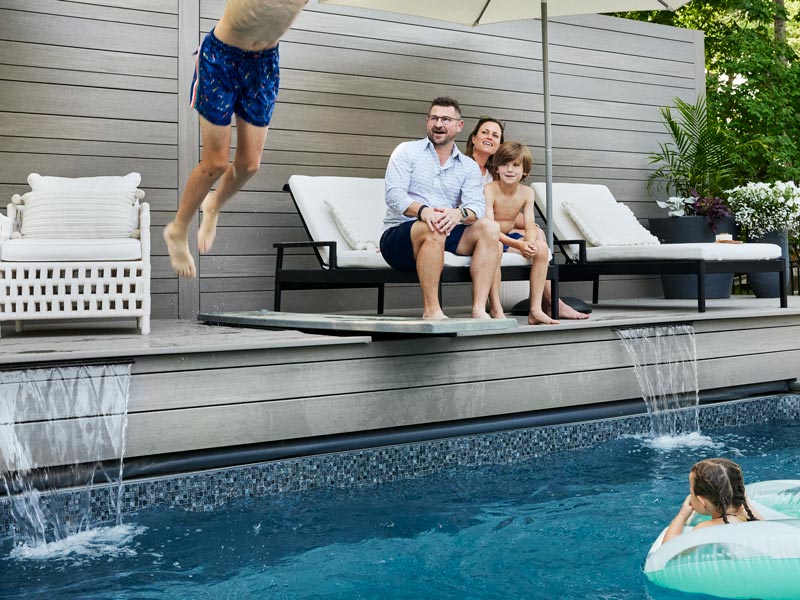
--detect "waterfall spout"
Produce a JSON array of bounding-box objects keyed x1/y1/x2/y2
[
  {"x1": 0, "y1": 363, "x2": 131, "y2": 547},
  {"x1": 617, "y1": 325, "x2": 699, "y2": 437}
]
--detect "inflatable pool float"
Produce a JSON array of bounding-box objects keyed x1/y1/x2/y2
[{"x1": 644, "y1": 480, "x2": 800, "y2": 600}]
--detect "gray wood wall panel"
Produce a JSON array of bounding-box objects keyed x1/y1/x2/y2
[{"x1": 1, "y1": 0, "x2": 703, "y2": 316}]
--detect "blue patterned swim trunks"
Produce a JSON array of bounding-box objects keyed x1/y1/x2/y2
[{"x1": 190, "y1": 28, "x2": 280, "y2": 127}]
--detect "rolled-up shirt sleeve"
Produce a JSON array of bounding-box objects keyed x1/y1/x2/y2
[
  {"x1": 385, "y1": 142, "x2": 415, "y2": 217},
  {"x1": 459, "y1": 160, "x2": 486, "y2": 219}
]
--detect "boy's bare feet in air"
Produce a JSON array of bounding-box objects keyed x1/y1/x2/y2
[
  {"x1": 198, "y1": 192, "x2": 221, "y2": 254},
  {"x1": 164, "y1": 222, "x2": 196, "y2": 278}
]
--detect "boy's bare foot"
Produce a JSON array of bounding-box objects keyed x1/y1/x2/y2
[
  {"x1": 545, "y1": 300, "x2": 590, "y2": 320},
  {"x1": 164, "y1": 222, "x2": 196, "y2": 278},
  {"x1": 529, "y1": 309, "x2": 560, "y2": 325},
  {"x1": 198, "y1": 192, "x2": 221, "y2": 254},
  {"x1": 471, "y1": 309, "x2": 492, "y2": 319},
  {"x1": 490, "y1": 308, "x2": 506, "y2": 319}
]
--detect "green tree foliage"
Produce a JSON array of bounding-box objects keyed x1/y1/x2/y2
[{"x1": 616, "y1": 1, "x2": 800, "y2": 184}]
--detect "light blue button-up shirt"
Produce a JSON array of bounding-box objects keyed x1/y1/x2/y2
[{"x1": 383, "y1": 137, "x2": 485, "y2": 231}]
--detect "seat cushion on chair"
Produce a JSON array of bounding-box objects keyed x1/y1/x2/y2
[
  {"x1": 336, "y1": 249, "x2": 392, "y2": 269},
  {"x1": 324, "y1": 194, "x2": 385, "y2": 251},
  {"x1": 18, "y1": 192, "x2": 139, "y2": 239},
  {"x1": 586, "y1": 242, "x2": 782, "y2": 262},
  {"x1": 1, "y1": 238, "x2": 142, "y2": 261},
  {"x1": 563, "y1": 197, "x2": 659, "y2": 247},
  {"x1": 28, "y1": 172, "x2": 141, "y2": 194},
  {"x1": 289, "y1": 175, "x2": 385, "y2": 265}
]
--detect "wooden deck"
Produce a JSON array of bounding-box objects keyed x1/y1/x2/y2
[{"x1": 2, "y1": 296, "x2": 800, "y2": 471}]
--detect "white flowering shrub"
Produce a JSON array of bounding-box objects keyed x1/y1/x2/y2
[{"x1": 725, "y1": 181, "x2": 800, "y2": 238}]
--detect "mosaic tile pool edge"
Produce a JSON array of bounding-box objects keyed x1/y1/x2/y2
[{"x1": 2, "y1": 394, "x2": 798, "y2": 538}]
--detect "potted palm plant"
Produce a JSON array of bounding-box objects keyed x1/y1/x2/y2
[
  {"x1": 726, "y1": 181, "x2": 800, "y2": 296},
  {"x1": 646, "y1": 96, "x2": 738, "y2": 299}
]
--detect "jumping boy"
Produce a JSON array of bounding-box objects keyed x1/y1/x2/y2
[
  {"x1": 165, "y1": 0, "x2": 309, "y2": 277},
  {"x1": 484, "y1": 142, "x2": 560, "y2": 325}
]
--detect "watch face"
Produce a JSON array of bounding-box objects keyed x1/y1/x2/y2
[{"x1": 461, "y1": 207, "x2": 468, "y2": 218}]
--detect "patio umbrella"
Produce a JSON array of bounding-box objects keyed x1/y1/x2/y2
[{"x1": 318, "y1": 0, "x2": 691, "y2": 251}]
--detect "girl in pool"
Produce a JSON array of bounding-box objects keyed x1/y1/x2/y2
[{"x1": 663, "y1": 458, "x2": 763, "y2": 543}]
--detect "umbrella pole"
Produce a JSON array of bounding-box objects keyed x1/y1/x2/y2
[{"x1": 540, "y1": 0, "x2": 554, "y2": 254}]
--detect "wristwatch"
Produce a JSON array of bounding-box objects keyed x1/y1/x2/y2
[{"x1": 460, "y1": 207, "x2": 469, "y2": 222}]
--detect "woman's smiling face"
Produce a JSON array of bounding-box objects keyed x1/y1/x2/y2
[{"x1": 471, "y1": 121, "x2": 503, "y2": 155}]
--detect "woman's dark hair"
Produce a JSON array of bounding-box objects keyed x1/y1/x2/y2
[
  {"x1": 464, "y1": 117, "x2": 506, "y2": 171},
  {"x1": 692, "y1": 458, "x2": 758, "y2": 523}
]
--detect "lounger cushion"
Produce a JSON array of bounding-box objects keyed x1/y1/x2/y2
[
  {"x1": 563, "y1": 197, "x2": 659, "y2": 247},
  {"x1": 324, "y1": 194, "x2": 385, "y2": 251},
  {"x1": 27, "y1": 172, "x2": 142, "y2": 195},
  {"x1": 334, "y1": 249, "x2": 532, "y2": 269},
  {"x1": 1, "y1": 238, "x2": 142, "y2": 261},
  {"x1": 17, "y1": 192, "x2": 139, "y2": 239},
  {"x1": 586, "y1": 242, "x2": 781, "y2": 262}
]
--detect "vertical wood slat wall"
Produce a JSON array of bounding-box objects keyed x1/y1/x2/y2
[{"x1": 0, "y1": 0, "x2": 703, "y2": 318}]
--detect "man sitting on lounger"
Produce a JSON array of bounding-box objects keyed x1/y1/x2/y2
[{"x1": 380, "y1": 96, "x2": 501, "y2": 320}]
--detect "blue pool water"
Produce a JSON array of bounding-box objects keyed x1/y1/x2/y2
[{"x1": 3, "y1": 422, "x2": 800, "y2": 600}]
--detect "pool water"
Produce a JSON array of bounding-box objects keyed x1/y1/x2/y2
[{"x1": 3, "y1": 422, "x2": 800, "y2": 600}]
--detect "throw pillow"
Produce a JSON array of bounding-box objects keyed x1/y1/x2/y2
[
  {"x1": 19, "y1": 192, "x2": 138, "y2": 239},
  {"x1": 563, "y1": 197, "x2": 659, "y2": 246},
  {"x1": 324, "y1": 194, "x2": 385, "y2": 251},
  {"x1": 28, "y1": 172, "x2": 142, "y2": 195}
]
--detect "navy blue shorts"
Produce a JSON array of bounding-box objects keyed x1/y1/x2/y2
[
  {"x1": 190, "y1": 28, "x2": 280, "y2": 127},
  {"x1": 503, "y1": 231, "x2": 524, "y2": 252},
  {"x1": 379, "y1": 221, "x2": 467, "y2": 272}
]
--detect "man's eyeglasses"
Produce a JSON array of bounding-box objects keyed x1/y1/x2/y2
[{"x1": 427, "y1": 115, "x2": 460, "y2": 126}]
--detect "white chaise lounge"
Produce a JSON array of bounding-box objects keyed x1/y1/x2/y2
[
  {"x1": 0, "y1": 173, "x2": 151, "y2": 336},
  {"x1": 275, "y1": 175, "x2": 560, "y2": 315},
  {"x1": 531, "y1": 182, "x2": 786, "y2": 311}
]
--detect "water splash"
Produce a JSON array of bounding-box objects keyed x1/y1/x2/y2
[
  {"x1": 0, "y1": 363, "x2": 131, "y2": 547},
  {"x1": 617, "y1": 325, "x2": 700, "y2": 437}
]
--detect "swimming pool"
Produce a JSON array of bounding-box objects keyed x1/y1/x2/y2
[{"x1": 3, "y1": 413, "x2": 799, "y2": 599}]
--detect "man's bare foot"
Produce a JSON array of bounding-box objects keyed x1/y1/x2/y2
[
  {"x1": 529, "y1": 309, "x2": 560, "y2": 325},
  {"x1": 490, "y1": 308, "x2": 506, "y2": 319},
  {"x1": 545, "y1": 300, "x2": 590, "y2": 320},
  {"x1": 471, "y1": 309, "x2": 492, "y2": 319},
  {"x1": 198, "y1": 192, "x2": 221, "y2": 254},
  {"x1": 164, "y1": 221, "x2": 196, "y2": 278},
  {"x1": 423, "y1": 310, "x2": 448, "y2": 320}
]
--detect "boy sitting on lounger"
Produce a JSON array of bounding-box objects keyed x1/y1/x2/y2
[{"x1": 484, "y1": 142, "x2": 559, "y2": 325}]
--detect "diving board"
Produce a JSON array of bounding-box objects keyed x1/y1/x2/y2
[{"x1": 198, "y1": 311, "x2": 518, "y2": 336}]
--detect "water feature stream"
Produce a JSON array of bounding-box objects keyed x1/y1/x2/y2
[
  {"x1": 617, "y1": 325, "x2": 700, "y2": 437},
  {"x1": 0, "y1": 363, "x2": 131, "y2": 547}
]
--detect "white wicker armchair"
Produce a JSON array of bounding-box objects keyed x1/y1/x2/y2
[{"x1": 0, "y1": 173, "x2": 151, "y2": 336}]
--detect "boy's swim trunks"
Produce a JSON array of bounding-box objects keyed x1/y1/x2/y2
[{"x1": 190, "y1": 28, "x2": 280, "y2": 127}]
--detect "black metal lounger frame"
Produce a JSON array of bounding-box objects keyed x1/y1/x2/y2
[
  {"x1": 274, "y1": 183, "x2": 560, "y2": 318},
  {"x1": 551, "y1": 236, "x2": 788, "y2": 313}
]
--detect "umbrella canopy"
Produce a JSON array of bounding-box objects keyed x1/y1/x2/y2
[
  {"x1": 319, "y1": 0, "x2": 692, "y2": 250},
  {"x1": 320, "y1": 0, "x2": 686, "y2": 26}
]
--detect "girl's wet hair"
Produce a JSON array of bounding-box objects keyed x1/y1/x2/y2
[
  {"x1": 691, "y1": 458, "x2": 758, "y2": 523},
  {"x1": 464, "y1": 116, "x2": 506, "y2": 172},
  {"x1": 491, "y1": 141, "x2": 533, "y2": 181}
]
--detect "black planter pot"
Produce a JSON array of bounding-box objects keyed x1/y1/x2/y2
[
  {"x1": 646, "y1": 216, "x2": 737, "y2": 299},
  {"x1": 747, "y1": 230, "x2": 789, "y2": 298}
]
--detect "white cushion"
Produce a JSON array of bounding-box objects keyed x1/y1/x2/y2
[
  {"x1": 18, "y1": 192, "x2": 139, "y2": 239},
  {"x1": 336, "y1": 249, "x2": 391, "y2": 269},
  {"x1": 27, "y1": 172, "x2": 141, "y2": 195},
  {"x1": 289, "y1": 175, "x2": 385, "y2": 265},
  {"x1": 563, "y1": 196, "x2": 659, "y2": 247},
  {"x1": 1, "y1": 238, "x2": 142, "y2": 261},
  {"x1": 585, "y1": 242, "x2": 782, "y2": 262},
  {"x1": 324, "y1": 194, "x2": 385, "y2": 251},
  {"x1": 531, "y1": 182, "x2": 609, "y2": 259}
]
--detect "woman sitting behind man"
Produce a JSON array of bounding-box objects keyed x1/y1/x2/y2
[{"x1": 663, "y1": 458, "x2": 763, "y2": 544}]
